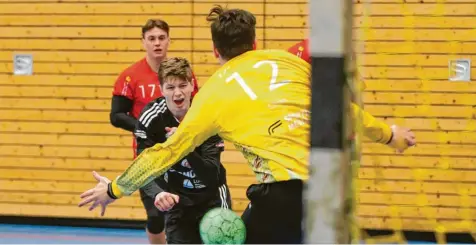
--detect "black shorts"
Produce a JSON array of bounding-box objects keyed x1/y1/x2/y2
[
  {"x1": 241, "y1": 179, "x2": 303, "y2": 244},
  {"x1": 165, "y1": 184, "x2": 232, "y2": 244},
  {"x1": 139, "y1": 188, "x2": 165, "y2": 234}
]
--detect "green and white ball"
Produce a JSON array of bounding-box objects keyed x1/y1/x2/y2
[{"x1": 199, "y1": 208, "x2": 246, "y2": 244}]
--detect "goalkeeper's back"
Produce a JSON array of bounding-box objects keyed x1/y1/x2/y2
[{"x1": 190, "y1": 48, "x2": 311, "y2": 184}]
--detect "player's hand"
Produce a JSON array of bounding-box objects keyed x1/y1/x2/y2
[
  {"x1": 78, "y1": 171, "x2": 115, "y2": 216},
  {"x1": 165, "y1": 127, "x2": 178, "y2": 138},
  {"x1": 388, "y1": 125, "x2": 416, "y2": 153},
  {"x1": 154, "y1": 192, "x2": 179, "y2": 212}
]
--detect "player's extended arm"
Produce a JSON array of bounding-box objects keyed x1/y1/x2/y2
[
  {"x1": 351, "y1": 103, "x2": 392, "y2": 144},
  {"x1": 110, "y1": 93, "x2": 221, "y2": 198},
  {"x1": 110, "y1": 95, "x2": 137, "y2": 132},
  {"x1": 135, "y1": 143, "x2": 165, "y2": 199}
]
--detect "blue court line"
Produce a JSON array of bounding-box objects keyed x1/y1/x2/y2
[
  {"x1": 0, "y1": 224, "x2": 144, "y2": 237},
  {"x1": 0, "y1": 224, "x2": 148, "y2": 244},
  {"x1": 0, "y1": 224, "x2": 467, "y2": 244}
]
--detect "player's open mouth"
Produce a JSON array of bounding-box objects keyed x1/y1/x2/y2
[
  {"x1": 154, "y1": 49, "x2": 162, "y2": 53},
  {"x1": 174, "y1": 98, "x2": 185, "y2": 106}
]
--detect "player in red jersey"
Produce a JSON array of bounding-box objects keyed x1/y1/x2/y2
[
  {"x1": 287, "y1": 38, "x2": 310, "y2": 63},
  {"x1": 109, "y1": 19, "x2": 198, "y2": 244}
]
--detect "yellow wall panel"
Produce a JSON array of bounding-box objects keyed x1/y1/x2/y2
[
  {"x1": 354, "y1": 3, "x2": 475, "y2": 15},
  {"x1": 0, "y1": 51, "x2": 177, "y2": 63},
  {"x1": 355, "y1": 16, "x2": 476, "y2": 28},
  {"x1": 359, "y1": 41, "x2": 476, "y2": 54},
  {"x1": 0, "y1": 39, "x2": 193, "y2": 51},
  {"x1": 0, "y1": 75, "x2": 117, "y2": 86},
  {"x1": 0, "y1": 3, "x2": 193, "y2": 14},
  {"x1": 364, "y1": 80, "x2": 476, "y2": 93},
  {"x1": 0, "y1": 27, "x2": 193, "y2": 39}
]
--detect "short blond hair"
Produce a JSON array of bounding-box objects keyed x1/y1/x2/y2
[{"x1": 158, "y1": 57, "x2": 193, "y2": 86}]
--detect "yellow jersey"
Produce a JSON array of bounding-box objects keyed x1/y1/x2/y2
[
  {"x1": 352, "y1": 103, "x2": 392, "y2": 144},
  {"x1": 111, "y1": 49, "x2": 392, "y2": 197}
]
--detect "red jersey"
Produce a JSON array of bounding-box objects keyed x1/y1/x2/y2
[
  {"x1": 112, "y1": 58, "x2": 199, "y2": 157},
  {"x1": 287, "y1": 38, "x2": 310, "y2": 64},
  {"x1": 112, "y1": 58, "x2": 199, "y2": 119}
]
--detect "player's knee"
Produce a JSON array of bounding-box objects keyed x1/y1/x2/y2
[{"x1": 146, "y1": 215, "x2": 165, "y2": 234}]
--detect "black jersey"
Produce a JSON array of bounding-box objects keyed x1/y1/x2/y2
[{"x1": 134, "y1": 97, "x2": 227, "y2": 206}]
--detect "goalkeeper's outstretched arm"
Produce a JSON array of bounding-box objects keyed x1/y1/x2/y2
[
  {"x1": 110, "y1": 92, "x2": 222, "y2": 198},
  {"x1": 351, "y1": 103, "x2": 416, "y2": 153}
]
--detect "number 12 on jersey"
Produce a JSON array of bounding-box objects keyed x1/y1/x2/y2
[{"x1": 225, "y1": 60, "x2": 289, "y2": 100}]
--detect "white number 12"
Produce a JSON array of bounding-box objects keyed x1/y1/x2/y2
[
  {"x1": 226, "y1": 72, "x2": 258, "y2": 100},
  {"x1": 225, "y1": 60, "x2": 288, "y2": 100}
]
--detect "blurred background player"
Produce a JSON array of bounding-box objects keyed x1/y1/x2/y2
[
  {"x1": 135, "y1": 57, "x2": 231, "y2": 244},
  {"x1": 108, "y1": 19, "x2": 199, "y2": 244},
  {"x1": 80, "y1": 6, "x2": 417, "y2": 244},
  {"x1": 287, "y1": 38, "x2": 416, "y2": 151}
]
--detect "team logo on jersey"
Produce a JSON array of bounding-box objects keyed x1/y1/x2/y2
[
  {"x1": 268, "y1": 120, "x2": 282, "y2": 135},
  {"x1": 183, "y1": 179, "x2": 194, "y2": 188},
  {"x1": 169, "y1": 168, "x2": 196, "y2": 178},
  {"x1": 296, "y1": 46, "x2": 304, "y2": 58},
  {"x1": 284, "y1": 109, "x2": 310, "y2": 131},
  {"x1": 194, "y1": 179, "x2": 206, "y2": 189},
  {"x1": 121, "y1": 76, "x2": 131, "y2": 96},
  {"x1": 181, "y1": 159, "x2": 191, "y2": 168},
  {"x1": 182, "y1": 179, "x2": 206, "y2": 189}
]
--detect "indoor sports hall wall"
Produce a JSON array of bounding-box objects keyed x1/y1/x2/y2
[
  {"x1": 0, "y1": 0, "x2": 475, "y2": 236},
  {"x1": 354, "y1": 0, "x2": 475, "y2": 236},
  {"x1": 0, "y1": 0, "x2": 306, "y2": 222}
]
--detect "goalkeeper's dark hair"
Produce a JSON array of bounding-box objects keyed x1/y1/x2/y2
[
  {"x1": 206, "y1": 5, "x2": 256, "y2": 61},
  {"x1": 158, "y1": 57, "x2": 193, "y2": 86}
]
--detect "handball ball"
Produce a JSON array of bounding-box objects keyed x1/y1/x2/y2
[{"x1": 199, "y1": 208, "x2": 246, "y2": 244}]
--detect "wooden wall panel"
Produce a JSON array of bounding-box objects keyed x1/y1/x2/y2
[
  {"x1": 354, "y1": 0, "x2": 476, "y2": 234},
  {"x1": 0, "y1": 0, "x2": 475, "y2": 235}
]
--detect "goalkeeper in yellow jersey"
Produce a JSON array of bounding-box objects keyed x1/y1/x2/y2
[
  {"x1": 288, "y1": 38, "x2": 416, "y2": 150},
  {"x1": 79, "y1": 6, "x2": 416, "y2": 244}
]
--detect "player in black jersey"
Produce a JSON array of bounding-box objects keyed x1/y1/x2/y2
[{"x1": 134, "y1": 57, "x2": 232, "y2": 244}]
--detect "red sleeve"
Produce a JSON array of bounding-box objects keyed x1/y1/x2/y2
[
  {"x1": 112, "y1": 71, "x2": 134, "y2": 100},
  {"x1": 191, "y1": 71, "x2": 199, "y2": 96},
  {"x1": 287, "y1": 39, "x2": 311, "y2": 64}
]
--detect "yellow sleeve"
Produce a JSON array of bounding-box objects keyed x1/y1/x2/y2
[
  {"x1": 351, "y1": 103, "x2": 392, "y2": 144},
  {"x1": 111, "y1": 90, "x2": 222, "y2": 198}
]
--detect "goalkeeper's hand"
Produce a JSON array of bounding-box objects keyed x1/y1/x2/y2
[{"x1": 388, "y1": 125, "x2": 416, "y2": 153}]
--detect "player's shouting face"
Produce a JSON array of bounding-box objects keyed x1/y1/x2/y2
[
  {"x1": 161, "y1": 78, "x2": 194, "y2": 120},
  {"x1": 158, "y1": 58, "x2": 195, "y2": 121},
  {"x1": 142, "y1": 26, "x2": 170, "y2": 60}
]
